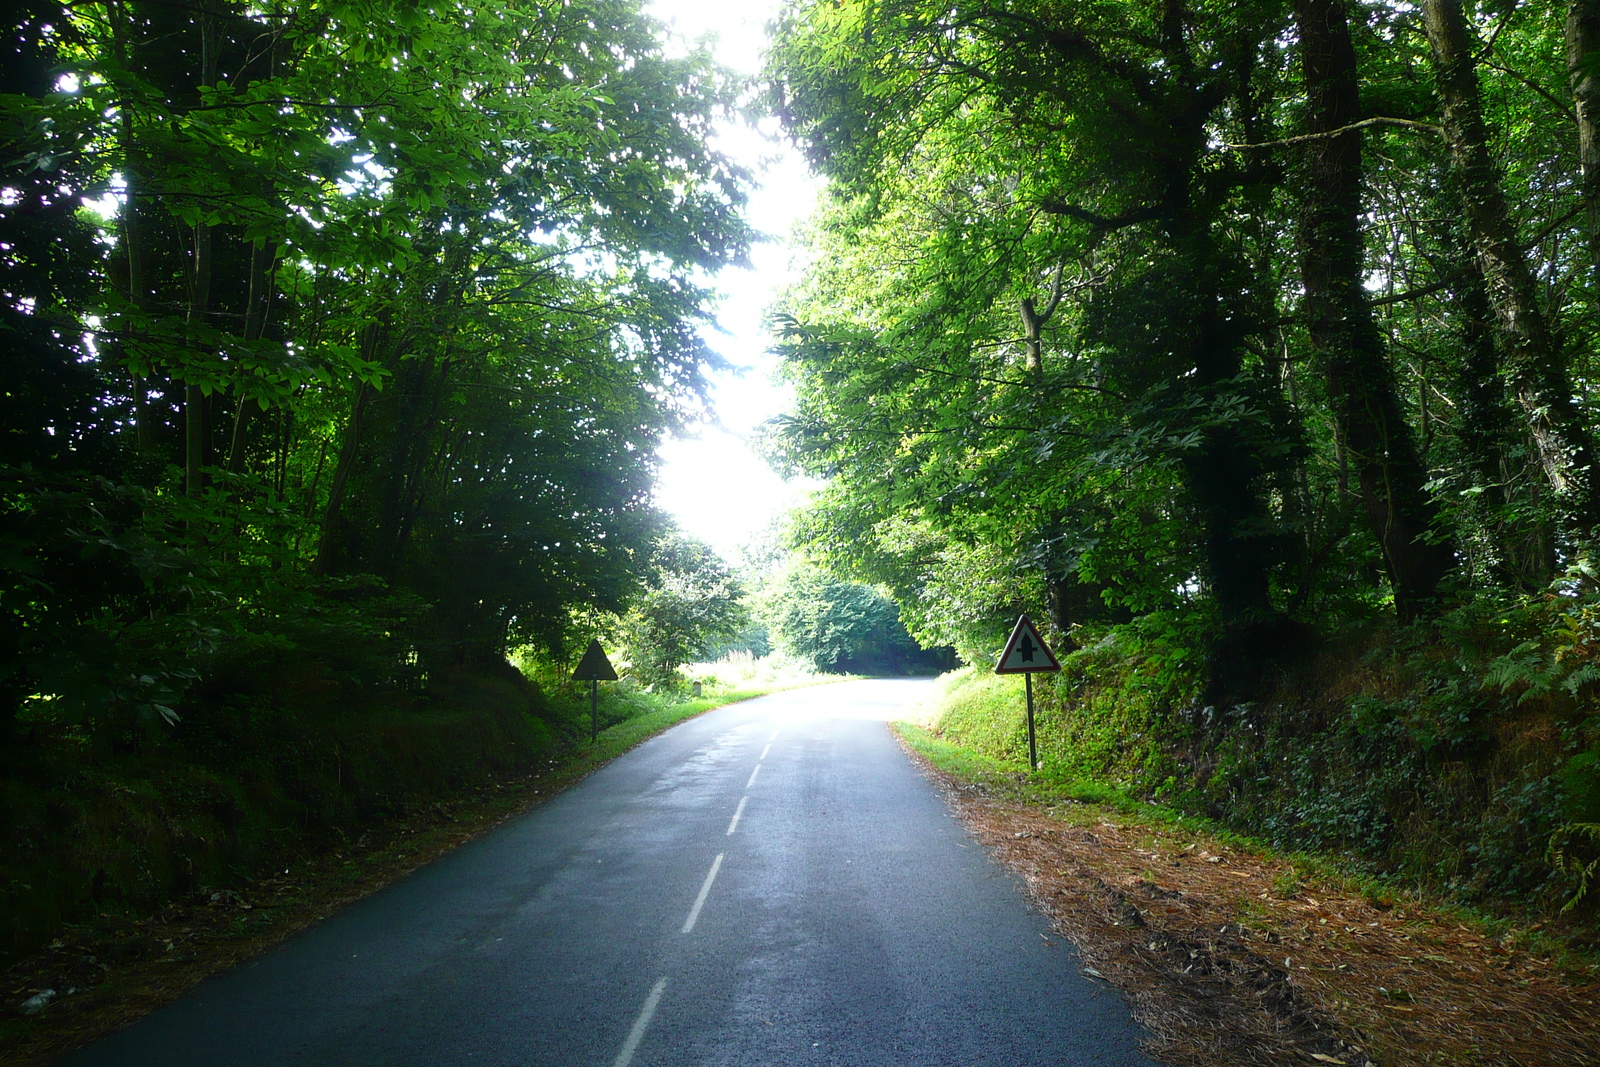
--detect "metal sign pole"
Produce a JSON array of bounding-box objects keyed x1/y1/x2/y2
[
  {"x1": 573, "y1": 638, "x2": 617, "y2": 746},
  {"x1": 1025, "y1": 671, "x2": 1038, "y2": 771},
  {"x1": 994, "y1": 615, "x2": 1058, "y2": 775}
]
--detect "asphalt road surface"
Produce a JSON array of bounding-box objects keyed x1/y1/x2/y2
[{"x1": 67, "y1": 679, "x2": 1159, "y2": 1066}]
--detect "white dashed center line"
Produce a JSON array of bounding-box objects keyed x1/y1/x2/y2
[
  {"x1": 746, "y1": 763, "x2": 761, "y2": 789},
  {"x1": 681, "y1": 853, "x2": 723, "y2": 934},
  {"x1": 611, "y1": 977, "x2": 668, "y2": 1067},
  {"x1": 726, "y1": 795, "x2": 748, "y2": 836},
  {"x1": 760, "y1": 743, "x2": 771, "y2": 760}
]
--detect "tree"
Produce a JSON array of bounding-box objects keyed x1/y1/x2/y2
[
  {"x1": 621, "y1": 533, "x2": 748, "y2": 686},
  {"x1": 760, "y1": 562, "x2": 943, "y2": 675},
  {"x1": 768, "y1": 0, "x2": 1309, "y2": 702},
  {"x1": 1422, "y1": 0, "x2": 1600, "y2": 545},
  {"x1": 766, "y1": 0, "x2": 1600, "y2": 698},
  {"x1": 0, "y1": 0, "x2": 752, "y2": 736},
  {"x1": 1293, "y1": 0, "x2": 1452, "y2": 621}
]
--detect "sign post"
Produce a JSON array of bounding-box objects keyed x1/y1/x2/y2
[
  {"x1": 993, "y1": 614, "x2": 1061, "y2": 771},
  {"x1": 572, "y1": 639, "x2": 618, "y2": 744}
]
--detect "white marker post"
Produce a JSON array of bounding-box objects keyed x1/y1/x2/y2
[{"x1": 993, "y1": 614, "x2": 1061, "y2": 771}]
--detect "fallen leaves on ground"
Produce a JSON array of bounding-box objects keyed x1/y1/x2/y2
[{"x1": 902, "y1": 741, "x2": 1600, "y2": 1067}]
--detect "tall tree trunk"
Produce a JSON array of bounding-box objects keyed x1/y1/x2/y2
[
  {"x1": 1295, "y1": 0, "x2": 1451, "y2": 621},
  {"x1": 1454, "y1": 263, "x2": 1554, "y2": 588},
  {"x1": 1160, "y1": 0, "x2": 1276, "y2": 621},
  {"x1": 312, "y1": 322, "x2": 383, "y2": 576},
  {"x1": 225, "y1": 19, "x2": 283, "y2": 476},
  {"x1": 110, "y1": 1, "x2": 156, "y2": 455},
  {"x1": 1422, "y1": 0, "x2": 1600, "y2": 542},
  {"x1": 1183, "y1": 295, "x2": 1275, "y2": 619},
  {"x1": 185, "y1": 221, "x2": 212, "y2": 497},
  {"x1": 225, "y1": 238, "x2": 279, "y2": 472},
  {"x1": 184, "y1": 1, "x2": 220, "y2": 497},
  {"x1": 1571, "y1": 0, "x2": 1600, "y2": 281}
]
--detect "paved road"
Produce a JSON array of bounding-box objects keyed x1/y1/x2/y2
[{"x1": 67, "y1": 679, "x2": 1158, "y2": 1066}]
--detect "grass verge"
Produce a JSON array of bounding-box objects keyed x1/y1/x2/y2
[
  {"x1": 895, "y1": 710, "x2": 1600, "y2": 1066},
  {"x1": 0, "y1": 678, "x2": 814, "y2": 1067}
]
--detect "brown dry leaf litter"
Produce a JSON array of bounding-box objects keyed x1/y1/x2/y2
[{"x1": 901, "y1": 741, "x2": 1600, "y2": 1067}]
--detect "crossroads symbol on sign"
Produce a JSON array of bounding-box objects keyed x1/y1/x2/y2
[{"x1": 994, "y1": 615, "x2": 1060, "y2": 675}]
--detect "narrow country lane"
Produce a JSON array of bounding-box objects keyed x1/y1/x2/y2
[{"x1": 64, "y1": 680, "x2": 1158, "y2": 1067}]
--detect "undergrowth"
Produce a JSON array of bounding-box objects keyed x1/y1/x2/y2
[
  {"x1": 0, "y1": 653, "x2": 796, "y2": 966},
  {"x1": 908, "y1": 590, "x2": 1600, "y2": 937}
]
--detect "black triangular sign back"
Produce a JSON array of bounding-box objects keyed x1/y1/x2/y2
[{"x1": 572, "y1": 638, "x2": 618, "y2": 681}]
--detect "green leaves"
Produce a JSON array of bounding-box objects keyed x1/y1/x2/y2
[
  {"x1": 621, "y1": 532, "x2": 748, "y2": 685},
  {"x1": 1, "y1": 0, "x2": 755, "y2": 739}
]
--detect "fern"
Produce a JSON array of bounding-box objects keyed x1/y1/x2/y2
[
  {"x1": 1485, "y1": 640, "x2": 1556, "y2": 704},
  {"x1": 1549, "y1": 823, "x2": 1600, "y2": 913},
  {"x1": 1563, "y1": 663, "x2": 1600, "y2": 696}
]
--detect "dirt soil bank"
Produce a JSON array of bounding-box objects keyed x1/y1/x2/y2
[{"x1": 900, "y1": 739, "x2": 1600, "y2": 1067}]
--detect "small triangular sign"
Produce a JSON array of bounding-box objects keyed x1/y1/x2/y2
[
  {"x1": 572, "y1": 639, "x2": 618, "y2": 681},
  {"x1": 994, "y1": 614, "x2": 1060, "y2": 674}
]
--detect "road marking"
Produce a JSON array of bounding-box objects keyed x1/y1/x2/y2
[
  {"x1": 769, "y1": 730, "x2": 778, "y2": 741},
  {"x1": 682, "y1": 853, "x2": 723, "y2": 933},
  {"x1": 726, "y1": 795, "x2": 748, "y2": 836},
  {"x1": 746, "y1": 764, "x2": 761, "y2": 788},
  {"x1": 760, "y1": 743, "x2": 771, "y2": 760},
  {"x1": 611, "y1": 976, "x2": 667, "y2": 1067}
]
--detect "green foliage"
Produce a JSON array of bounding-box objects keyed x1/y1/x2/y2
[
  {"x1": 763, "y1": 0, "x2": 1600, "y2": 922},
  {"x1": 619, "y1": 533, "x2": 748, "y2": 688},
  {"x1": 1, "y1": 672, "x2": 555, "y2": 960},
  {"x1": 0, "y1": 0, "x2": 756, "y2": 960},
  {"x1": 0, "y1": 0, "x2": 752, "y2": 740},
  {"x1": 758, "y1": 561, "x2": 947, "y2": 675},
  {"x1": 916, "y1": 667, "x2": 1029, "y2": 764},
  {"x1": 910, "y1": 577, "x2": 1600, "y2": 918},
  {"x1": 894, "y1": 721, "x2": 1028, "y2": 782},
  {"x1": 1550, "y1": 823, "x2": 1600, "y2": 914}
]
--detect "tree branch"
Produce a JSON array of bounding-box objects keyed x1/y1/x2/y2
[
  {"x1": 1036, "y1": 199, "x2": 1161, "y2": 230},
  {"x1": 1221, "y1": 115, "x2": 1443, "y2": 151}
]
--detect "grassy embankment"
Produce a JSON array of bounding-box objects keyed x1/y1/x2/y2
[
  {"x1": 899, "y1": 663, "x2": 1600, "y2": 1064},
  {"x1": 1, "y1": 652, "x2": 824, "y2": 970},
  {"x1": 902, "y1": 657, "x2": 1599, "y2": 942},
  {"x1": 0, "y1": 652, "x2": 833, "y2": 1061}
]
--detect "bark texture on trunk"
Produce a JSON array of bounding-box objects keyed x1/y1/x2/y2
[
  {"x1": 1454, "y1": 264, "x2": 1555, "y2": 588},
  {"x1": 1295, "y1": 0, "x2": 1451, "y2": 620},
  {"x1": 1423, "y1": 0, "x2": 1600, "y2": 540},
  {"x1": 312, "y1": 323, "x2": 382, "y2": 577},
  {"x1": 185, "y1": 220, "x2": 212, "y2": 497},
  {"x1": 1017, "y1": 264, "x2": 1063, "y2": 378},
  {"x1": 1570, "y1": 0, "x2": 1600, "y2": 280},
  {"x1": 184, "y1": 1, "x2": 220, "y2": 497}
]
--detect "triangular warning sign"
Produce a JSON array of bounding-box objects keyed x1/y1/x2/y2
[
  {"x1": 572, "y1": 638, "x2": 618, "y2": 681},
  {"x1": 994, "y1": 614, "x2": 1060, "y2": 674}
]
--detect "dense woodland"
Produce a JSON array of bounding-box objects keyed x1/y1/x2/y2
[
  {"x1": 1, "y1": 0, "x2": 756, "y2": 958},
  {"x1": 7, "y1": 0, "x2": 1600, "y2": 971},
  {"x1": 3, "y1": 0, "x2": 752, "y2": 728},
  {"x1": 767, "y1": 0, "x2": 1600, "y2": 916}
]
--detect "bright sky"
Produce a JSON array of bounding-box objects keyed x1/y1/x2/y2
[{"x1": 648, "y1": 0, "x2": 822, "y2": 561}]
